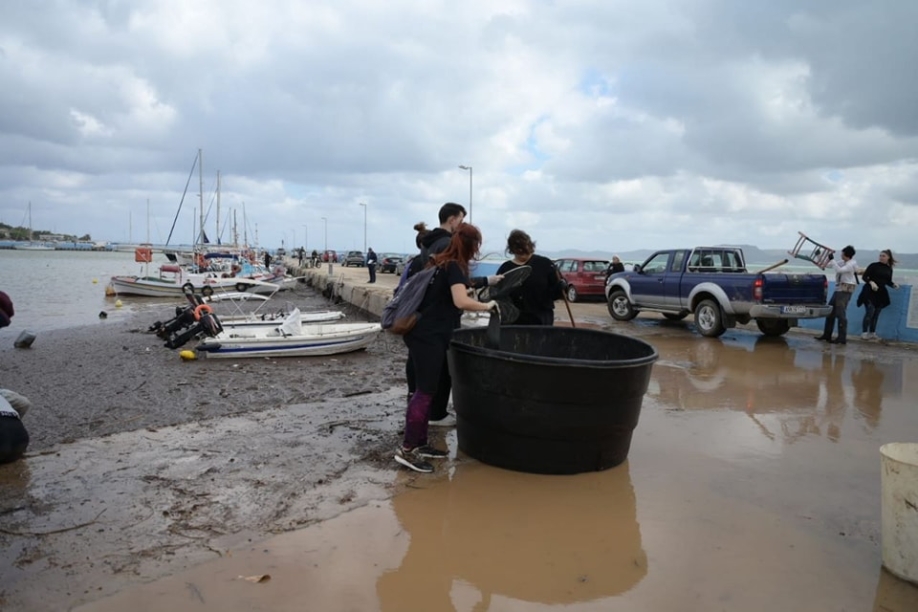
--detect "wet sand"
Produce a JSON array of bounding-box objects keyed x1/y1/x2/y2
[{"x1": 3, "y1": 277, "x2": 918, "y2": 610}]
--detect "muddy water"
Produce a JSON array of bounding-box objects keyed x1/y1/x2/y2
[{"x1": 67, "y1": 329, "x2": 918, "y2": 611}]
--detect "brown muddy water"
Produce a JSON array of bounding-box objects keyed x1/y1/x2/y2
[{"x1": 4, "y1": 314, "x2": 918, "y2": 611}]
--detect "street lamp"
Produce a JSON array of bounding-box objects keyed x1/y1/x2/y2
[
  {"x1": 459, "y1": 165, "x2": 473, "y2": 223},
  {"x1": 358, "y1": 202, "x2": 367, "y2": 252},
  {"x1": 302, "y1": 224, "x2": 308, "y2": 251},
  {"x1": 321, "y1": 217, "x2": 328, "y2": 253}
]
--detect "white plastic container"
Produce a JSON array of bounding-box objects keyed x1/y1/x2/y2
[{"x1": 880, "y1": 443, "x2": 918, "y2": 584}]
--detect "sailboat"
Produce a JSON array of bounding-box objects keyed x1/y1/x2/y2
[{"x1": 14, "y1": 202, "x2": 54, "y2": 251}]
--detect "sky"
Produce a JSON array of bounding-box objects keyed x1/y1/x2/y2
[{"x1": 1, "y1": 0, "x2": 916, "y2": 256}]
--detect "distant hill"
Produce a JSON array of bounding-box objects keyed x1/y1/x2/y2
[{"x1": 542, "y1": 244, "x2": 918, "y2": 269}]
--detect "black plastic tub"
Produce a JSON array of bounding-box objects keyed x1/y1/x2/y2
[{"x1": 448, "y1": 326, "x2": 658, "y2": 475}]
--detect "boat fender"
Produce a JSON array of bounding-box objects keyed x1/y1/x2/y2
[{"x1": 193, "y1": 304, "x2": 214, "y2": 321}]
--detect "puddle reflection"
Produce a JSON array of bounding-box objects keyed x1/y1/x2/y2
[
  {"x1": 378, "y1": 461, "x2": 646, "y2": 610},
  {"x1": 648, "y1": 334, "x2": 909, "y2": 443}
]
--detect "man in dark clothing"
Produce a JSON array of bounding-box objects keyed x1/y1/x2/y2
[
  {"x1": 367, "y1": 248, "x2": 378, "y2": 283},
  {"x1": 405, "y1": 203, "x2": 466, "y2": 426}
]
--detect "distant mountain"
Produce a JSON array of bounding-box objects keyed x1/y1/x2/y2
[{"x1": 542, "y1": 244, "x2": 918, "y2": 269}]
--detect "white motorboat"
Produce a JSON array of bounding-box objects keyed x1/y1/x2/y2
[{"x1": 196, "y1": 308, "x2": 380, "y2": 358}]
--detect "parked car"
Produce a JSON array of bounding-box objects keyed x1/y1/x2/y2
[
  {"x1": 604, "y1": 246, "x2": 831, "y2": 337},
  {"x1": 555, "y1": 258, "x2": 610, "y2": 302},
  {"x1": 343, "y1": 250, "x2": 365, "y2": 267},
  {"x1": 379, "y1": 253, "x2": 405, "y2": 273},
  {"x1": 322, "y1": 250, "x2": 338, "y2": 263}
]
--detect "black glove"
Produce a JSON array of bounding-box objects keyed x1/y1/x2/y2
[{"x1": 827, "y1": 252, "x2": 834, "y2": 261}]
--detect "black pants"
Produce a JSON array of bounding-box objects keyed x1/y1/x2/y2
[
  {"x1": 368, "y1": 263, "x2": 377, "y2": 283},
  {"x1": 405, "y1": 353, "x2": 451, "y2": 421},
  {"x1": 862, "y1": 301, "x2": 884, "y2": 333},
  {"x1": 0, "y1": 416, "x2": 29, "y2": 464},
  {"x1": 823, "y1": 290, "x2": 852, "y2": 342}
]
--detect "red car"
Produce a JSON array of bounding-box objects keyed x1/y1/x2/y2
[
  {"x1": 555, "y1": 258, "x2": 610, "y2": 302},
  {"x1": 322, "y1": 250, "x2": 338, "y2": 263}
]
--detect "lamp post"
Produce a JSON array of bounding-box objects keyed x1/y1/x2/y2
[
  {"x1": 321, "y1": 217, "x2": 328, "y2": 253},
  {"x1": 358, "y1": 202, "x2": 367, "y2": 252},
  {"x1": 302, "y1": 224, "x2": 308, "y2": 251},
  {"x1": 459, "y1": 165, "x2": 473, "y2": 223}
]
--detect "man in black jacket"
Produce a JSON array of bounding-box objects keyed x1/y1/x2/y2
[{"x1": 403, "y1": 203, "x2": 466, "y2": 426}]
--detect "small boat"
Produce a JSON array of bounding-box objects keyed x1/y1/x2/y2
[
  {"x1": 219, "y1": 309, "x2": 345, "y2": 329},
  {"x1": 108, "y1": 264, "x2": 259, "y2": 298},
  {"x1": 196, "y1": 308, "x2": 380, "y2": 358}
]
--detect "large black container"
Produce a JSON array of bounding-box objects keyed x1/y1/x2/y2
[{"x1": 448, "y1": 326, "x2": 658, "y2": 474}]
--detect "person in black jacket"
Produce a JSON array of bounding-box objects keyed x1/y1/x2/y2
[
  {"x1": 859, "y1": 249, "x2": 899, "y2": 340},
  {"x1": 607, "y1": 255, "x2": 626, "y2": 276},
  {"x1": 403, "y1": 203, "x2": 499, "y2": 427},
  {"x1": 0, "y1": 292, "x2": 29, "y2": 464},
  {"x1": 497, "y1": 229, "x2": 565, "y2": 326}
]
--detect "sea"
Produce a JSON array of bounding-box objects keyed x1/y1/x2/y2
[{"x1": 0, "y1": 249, "x2": 177, "y2": 334}]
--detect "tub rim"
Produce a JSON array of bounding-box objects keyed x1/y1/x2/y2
[{"x1": 450, "y1": 326, "x2": 659, "y2": 369}]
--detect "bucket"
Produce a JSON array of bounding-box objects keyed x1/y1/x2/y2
[
  {"x1": 448, "y1": 326, "x2": 658, "y2": 475},
  {"x1": 880, "y1": 443, "x2": 918, "y2": 584}
]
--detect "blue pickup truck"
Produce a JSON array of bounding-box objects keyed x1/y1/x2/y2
[{"x1": 605, "y1": 247, "x2": 832, "y2": 337}]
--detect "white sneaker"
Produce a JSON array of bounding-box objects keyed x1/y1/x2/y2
[
  {"x1": 429, "y1": 413, "x2": 457, "y2": 427},
  {"x1": 861, "y1": 332, "x2": 871, "y2": 340},
  {"x1": 870, "y1": 332, "x2": 880, "y2": 340}
]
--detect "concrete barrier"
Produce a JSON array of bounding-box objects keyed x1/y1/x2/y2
[
  {"x1": 798, "y1": 282, "x2": 917, "y2": 343},
  {"x1": 290, "y1": 263, "x2": 396, "y2": 318}
]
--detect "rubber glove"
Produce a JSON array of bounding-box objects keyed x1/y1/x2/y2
[
  {"x1": 869, "y1": 281, "x2": 878, "y2": 291},
  {"x1": 486, "y1": 275, "x2": 504, "y2": 286},
  {"x1": 827, "y1": 252, "x2": 834, "y2": 261}
]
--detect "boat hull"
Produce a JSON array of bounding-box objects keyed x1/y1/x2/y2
[{"x1": 196, "y1": 323, "x2": 381, "y2": 358}]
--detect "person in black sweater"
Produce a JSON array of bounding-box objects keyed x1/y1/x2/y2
[
  {"x1": 859, "y1": 249, "x2": 899, "y2": 340},
  {"x1": 497, "y1": 229, "x2": 565, "y2": 326}
]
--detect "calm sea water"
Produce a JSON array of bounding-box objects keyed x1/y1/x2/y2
[{"x1": 0, "y1": 250, "x2": 178, "y2": 333}]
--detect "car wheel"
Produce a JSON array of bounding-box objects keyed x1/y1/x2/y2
[
  {"x1": 566, "y1": 284, "x2": 578, "y2": 303},
  {"x1": 607, "y1": 289, "x2": 637, "y2": 321},
  {"x1": 755, "y1": 319, "x2": 790, "y2": 337},
  {"x1": 694, "y1": 299, "x2": 726, "y2": 337}
]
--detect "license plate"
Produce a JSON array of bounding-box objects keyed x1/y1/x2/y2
[{"x1": 782, "y1": 306, "x2": 807, "y2": 314}]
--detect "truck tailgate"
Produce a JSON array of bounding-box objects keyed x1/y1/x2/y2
[{"x1": 761, "y1": 274, "x2": 827, "y2": 304}]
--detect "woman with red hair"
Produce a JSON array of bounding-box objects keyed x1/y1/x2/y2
[{"x1": 396, "y1": 224, "x2": 498, "y2": 473}]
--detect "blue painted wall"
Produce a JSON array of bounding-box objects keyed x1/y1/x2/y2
[{"x1": 798, "y1": 282, "x2": 917, "y2": 343}]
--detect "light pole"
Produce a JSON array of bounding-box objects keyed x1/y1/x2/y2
[
  {"x1": 459, "y1": 165, "x2": 473, "y2": 223},
  {"x1": 358, "y1": 202, "x2": 367, "y2": 252},
  {"x1": 302, "y1": 224, "x2": 308, "y2": 251},
  {"x1": 321, "y1": 217, "x2": 328, "y2": 253}
]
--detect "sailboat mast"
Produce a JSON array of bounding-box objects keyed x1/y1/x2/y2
[
  {"x1": 198, "y1": 148, "x2": 204, "y2": 248},
  {"x1": 146, "y1": 199, "x2": 150, "y2": 244},
  {"x1": 216, "y1": 170, "x2": 221, "y2": 246}
]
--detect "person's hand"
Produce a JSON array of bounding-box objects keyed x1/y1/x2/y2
[
  {"x1": 869, "y1": 281, "x2": 878, "y2": 291},
  {"x1": 827, "y1": 252, "x2": 834, "y2": 261},
  {"x1": 487, "y1": 275, "x2": 504, "y2": 286},
  {"x1": 893, "y1": 283, "x2": 900, "y2": 290},
  {"x1": 484, "y1": 300, "x2": 499, "y2": 312}
]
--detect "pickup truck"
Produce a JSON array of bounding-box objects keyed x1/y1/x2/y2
[{"x1": 605, "y1": 247, "x2": 832, "y2": 337}]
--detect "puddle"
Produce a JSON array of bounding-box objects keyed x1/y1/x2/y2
[{"x1": 8, "y1": 326, "x2": 918, "y2": 611}]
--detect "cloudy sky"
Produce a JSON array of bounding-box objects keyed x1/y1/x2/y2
[{"x1": 1, "y1": 0, "x2": 916, "y2": 256}]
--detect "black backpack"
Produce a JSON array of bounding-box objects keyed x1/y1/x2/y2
[{"x1": 381, "y1": 267, "x2": 438, "y2": 334}]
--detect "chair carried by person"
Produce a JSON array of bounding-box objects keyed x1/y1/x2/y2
[{"x1": 788, "y1": 231, "x2": 834, "y2": 268}]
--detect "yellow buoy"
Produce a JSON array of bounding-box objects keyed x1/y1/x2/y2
[
  {"x1": 179, "y1": 350, "x2": 197, "y2": 361},
  {"x1": 92, "y1": 278, "x2": 98, "y2": 284},
  {"x1": 115, "y1": 299, "x2": 123, "y2": 308}
]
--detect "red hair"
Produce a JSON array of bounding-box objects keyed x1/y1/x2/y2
[{"x1": 432, "y1": 223, "x2": 481, "y2": 278}]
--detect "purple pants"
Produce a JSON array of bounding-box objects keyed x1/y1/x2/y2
[{"x1": 404, "y1": 391, "x2": 433, "y2": 449}]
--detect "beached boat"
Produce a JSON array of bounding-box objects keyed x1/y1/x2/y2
[
  {"x1": 108, "y1": 263, "x2": 262, "y2": 298},
  {"x1": 219, "y1": 309, "x2": 345, "y2": 329},
  {"x1": 195, "y1": 309, "x2": 380, "y2": 358}
]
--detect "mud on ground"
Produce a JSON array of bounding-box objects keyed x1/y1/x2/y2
[{"x1": 0, "y1": 285, "x2": 427, "y2": 611}]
